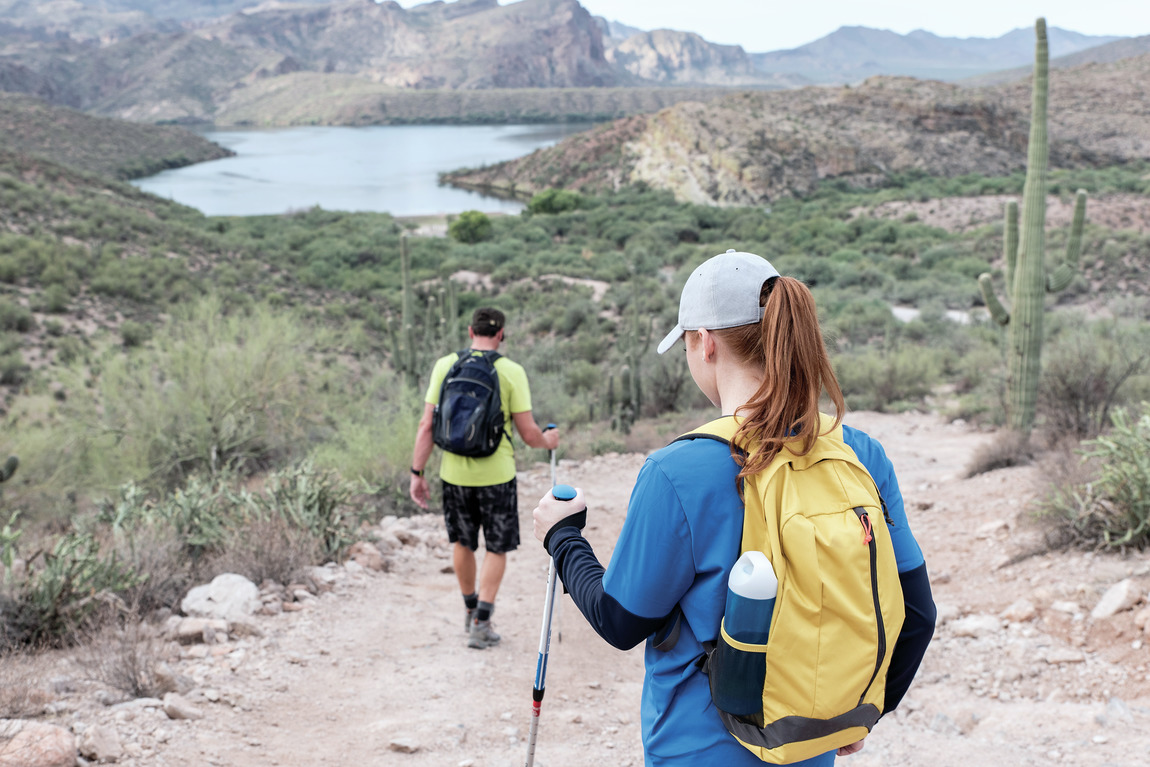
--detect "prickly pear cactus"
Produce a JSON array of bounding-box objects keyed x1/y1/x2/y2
[{"x1": 976, "y1": 18, "x2": 1089, "y2": 436}]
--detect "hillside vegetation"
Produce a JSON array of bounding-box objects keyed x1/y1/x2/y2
[{"x1": 0, "y1": 93, "x2": 232, "y2": 178}]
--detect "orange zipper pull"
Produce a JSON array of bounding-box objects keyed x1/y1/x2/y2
[{"x1": 860, "y1": 512, "x2": 873, "y2": 545}]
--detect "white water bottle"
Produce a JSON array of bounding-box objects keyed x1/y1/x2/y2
[
  {"x1": 713, "y1": 551, "x2": 778, "y2": 716},
  {"x1": 724, "y1": 551, "x2": 777, "y2": 645}
]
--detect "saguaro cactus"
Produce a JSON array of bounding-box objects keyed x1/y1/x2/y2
[
  {"x1": 976, "y1": 17, "x2": 1089, "y2": 436},
  {"x1": 388, "y1": 235, "x2": 464, "y2": 389}
]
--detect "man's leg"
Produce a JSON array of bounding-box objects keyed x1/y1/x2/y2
[
  {"x1": 443, "y1": 480, "x2": 481, "y2": 633},
  {"x1": 468, "y1": 478, "x2": 517, "y2": 649},
  {"x1": 454, "y1": 543, "x2": 478, "y2": 595},
  {"x1": 477, "y1": 551, "x2": 506, "y2": 603}
]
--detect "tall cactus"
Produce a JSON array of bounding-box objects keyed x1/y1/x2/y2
[
  {"x1": 976, "y1": 17, "x2": 1089, "y2": 436},
  {"x1": 388, "y1": 234, "x2": 464, "y2": 389}
]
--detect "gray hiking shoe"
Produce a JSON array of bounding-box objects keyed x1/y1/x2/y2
[
  {"x1": 464, "y1": 607, "x2": 476, "y2": 633},
  {"x1": 468, "y1": 618, "x2": 501, "y2": 649}
]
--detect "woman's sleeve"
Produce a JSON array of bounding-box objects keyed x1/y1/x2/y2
[{"x1": 547, "y1": 458, "x2": 694, "y2": 651}]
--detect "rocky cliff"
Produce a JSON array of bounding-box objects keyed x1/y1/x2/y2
[
  {"x1": 442, "y1": 55, "x2": 1150, "y2": 205},
  {"x1": 1, "y1": 0, "x2": 627, "y2": 122}
]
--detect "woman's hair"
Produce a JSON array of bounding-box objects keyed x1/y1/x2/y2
[{"x1": 710, "y1": 276, "x2": 845, "y2": 482}]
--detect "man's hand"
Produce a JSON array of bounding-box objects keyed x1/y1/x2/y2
[
  {"x1": 837, "y1": 739, "x2": 865, "y2": 756},
  {"x1": 542, "y1": 426, "x2": 560, "y2": 451},
  {"x1": 410, "y1": 474, "x2": 430, "y2": 509},
  {"x1": 532, "y1": 486, "x2": 585, "y2": 545}
]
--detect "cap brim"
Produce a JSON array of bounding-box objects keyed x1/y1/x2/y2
[{"x1": 656, "y1": 326, "x2": 685, "y2": 355}]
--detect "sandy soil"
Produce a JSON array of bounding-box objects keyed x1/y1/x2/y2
[{"x1": 12, "y1": 410, "x2": 1150, "y2": 767}]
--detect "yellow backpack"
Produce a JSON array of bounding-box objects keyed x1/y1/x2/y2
[{"x1": 680, "y1": 415, "x2": 905, "y2": 764}]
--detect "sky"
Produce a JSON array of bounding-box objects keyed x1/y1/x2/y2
[{"x1": 392, "y1": 1, "x2": 1150, "y2": 53}]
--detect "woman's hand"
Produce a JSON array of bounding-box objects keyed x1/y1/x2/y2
[
  {"x1": 837, "y1": 739, "x2": 865, "y2": 756},
  {"x1": 532, "y1": 487, "x2": 586, "y2": 546}
]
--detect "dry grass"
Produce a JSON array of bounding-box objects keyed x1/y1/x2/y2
[
  {"x1": 75, "y1": 603, "x2": 176, "y2": 700},
  {"x1": 207, "y1": 515, "x2": 321, "y2": 587},
  {"x1": 0, "y1": 650, "x2": 55, "y2": 718},
  {"x1": 964, "y1": 429, "x2": 1034, "y2": 477}
]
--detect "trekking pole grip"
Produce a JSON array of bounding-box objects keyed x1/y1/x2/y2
[{"x1": 543, "y1": 485, "x2": 586, "y2": 550}]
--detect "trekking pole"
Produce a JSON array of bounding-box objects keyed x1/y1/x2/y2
[
  {"x1": 545, "y1": 425, "x2": 564, "y2": 644},
  {"x1": 526, "y1": 422, "x2": 585, "y2": 767}
]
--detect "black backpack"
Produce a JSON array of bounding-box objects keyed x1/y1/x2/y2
[{"x1": 431, "y1": 350, "x2": 509, "y2": 458}]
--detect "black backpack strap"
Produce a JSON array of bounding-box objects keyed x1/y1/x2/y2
[{"x1": 652, "y1": 605, "x2": 683, "y2": 652}]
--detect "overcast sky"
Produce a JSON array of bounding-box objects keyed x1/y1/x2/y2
[{"x1": 394, "y1": 1, "x2": 1149, "y2": 53}]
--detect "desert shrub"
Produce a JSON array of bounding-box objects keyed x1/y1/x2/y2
[
  {"x1": 232, "y1": 460, "x2": 355, "y2": 562},
  {"x1": 0, "y1": 352, "x2": 29, "y2": 386},
  {"x1": 964, "y1": 430, "x2": 1034, "y2": 477},
  {"x1": 207, "y1": 514, "x2": 319, "y2": 587},
  {"x1": 1036, "y1": 403, "x2": 1150, "y2": 549},
  {"x1": 528, "y1": 189, "x2": 585, "y2": 215},
  {"x1": 119, "y1": 320, "x2": 152, "y2": 348},
  {"x1": 76, "y1": 605, "x2": 173, "y2": 700},
  {"x1": 0, "y1": 300, "x2": 33, "y2": 333},
  {"x1": 86, "y1": 297, "x2": 333, "y2": 488},
  {"x1": 1037, "y1": 316, "x2": 1150, "y2": 440},
  {"x1": 448, "y1": 211, "x2": 493, "y2": 244},
  {"x1": 834, "y1": 345, "x2": 941, "y2": 412},
  {"x1": 8, "y1": 532, "x2": 140, "y2": 647},
  {"x1": 55, "y1": 335, "x2": 86, "y2": 365},
  {"x1": 0, "y1": 651, "x2": 54, "y2": 717}
]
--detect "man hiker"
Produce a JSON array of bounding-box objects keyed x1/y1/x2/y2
[{"x1": 410, "y1": 307, "x2": 560, "y2": 649}]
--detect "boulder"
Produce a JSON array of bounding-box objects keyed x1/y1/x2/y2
[
  {"x1": 1091, "y1": 579, "x2": 1143, "y2": 620},
  {"x1": 78, "y1": 723, "x2": 123, "y2": 763},
  {"x1": 181, "y1": 573, "x2": 260, "y2": 622},
  {"x1": 0, "y1": 720, "x2": 76, "y2": 767}
]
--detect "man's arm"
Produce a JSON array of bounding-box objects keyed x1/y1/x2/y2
[
  {"x1": 409, "y1": 401, "x2": 436, "y2": 509},
  {"x1": 512, "y1": 410, "x2": 559, "y2": 451}
]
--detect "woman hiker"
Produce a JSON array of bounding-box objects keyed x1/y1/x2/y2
[{"x1": 532, "y1": 250, "x2": 936, "y2": 765}]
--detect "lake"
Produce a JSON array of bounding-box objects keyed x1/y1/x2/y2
[{"x1": 131, "y1": 123, "x2": 594, "y2": 218}]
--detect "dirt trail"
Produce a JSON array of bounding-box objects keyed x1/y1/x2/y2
[{"x1": 23, "y1": 411, "x2": 1150, "y2": 767}]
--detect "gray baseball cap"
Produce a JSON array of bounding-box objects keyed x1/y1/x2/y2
[{"x1": 656, "y1": 249, "x2": 780, "y2": 354}]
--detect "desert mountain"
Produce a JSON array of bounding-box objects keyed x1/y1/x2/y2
[
  {"x1": 441, "y1": 54, "x2": 1150, "y2": 206},
  {"x1": 750, "y1": 25, "x2": 1124, "y2": 84},
  {"x1": 963, "y1": 34, "x2": 1150, "y2": 86},
  {"x1": 0, "y1": 0, "x2": 628, "y2": 122},
  {"x1": 0, "y1": 0, "x2": 1134, "y2": 126},
  {"x1": 603, "y1": 29, "x2": 802, "y2": 88}
]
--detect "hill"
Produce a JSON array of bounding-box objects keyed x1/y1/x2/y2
[
  {"x1": 750, "y1": 25, "x2": 1123, "y2": 84},
  {"x1": 0, "y1": 0, "x2": 1133, "y2": 126},
  {"x1": 441, "y1": 55, "x2": 1150, "y2": 206},
  {"x1": 962, "y1": 34, "x2": 1150, "y2": 86},
  {"x1": 0, "y1": 92, "x2": 232, "y2": 178}
]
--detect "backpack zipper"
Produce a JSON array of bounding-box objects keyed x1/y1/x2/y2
[{"x1": 854, "y1": 507, "x2": 886, "y2": 706}]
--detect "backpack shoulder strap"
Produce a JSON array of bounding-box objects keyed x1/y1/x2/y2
[{"x1": 673, "y1": 415, "x2": 740, "y2": 447}]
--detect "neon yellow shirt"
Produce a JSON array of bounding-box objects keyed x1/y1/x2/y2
[{"x1": 425, "y1": 350, "x2": 532, "y2": 486}]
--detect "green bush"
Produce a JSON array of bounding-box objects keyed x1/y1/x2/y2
[
  {"x1": 0, "y1": 300, "x2": 34, "y2": 333},
  {"x1": 448, "y1": 210, "x2": 494, "y2": 244},
  {"x1": 119, "y1": 320, "x2": 152, "y2": 348},
  {"x1": 528, "y1": 189, "x2": 585, "y2": 215},
  {"x1": 835, "y1": 345, "x2": 942, "y2": 412},
  {"x1": 7, "y1": 532, "x2": 140, "y2": 648},
  {"x1": 1038, "y1": 403, "x2": 1150, "y2": 549},
  {"x1": 1038, "y1": 316, "x2": 1150, "y2": 440},
  {"x1": 85, "y1": 298, "x2": 334, "y2": 488}
]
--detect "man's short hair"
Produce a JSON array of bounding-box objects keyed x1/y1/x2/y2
[{"x1": 471, "y1": 307, "x2": 505, "y2": 338}]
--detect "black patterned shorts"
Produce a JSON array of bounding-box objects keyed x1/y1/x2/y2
[{"x1": 441, "y1": 478, "x2": 519, "y2": 554}]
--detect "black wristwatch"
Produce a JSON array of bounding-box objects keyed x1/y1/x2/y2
[{"x1": 411, "y1": 467, "x2": 424, "y2": 477}]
